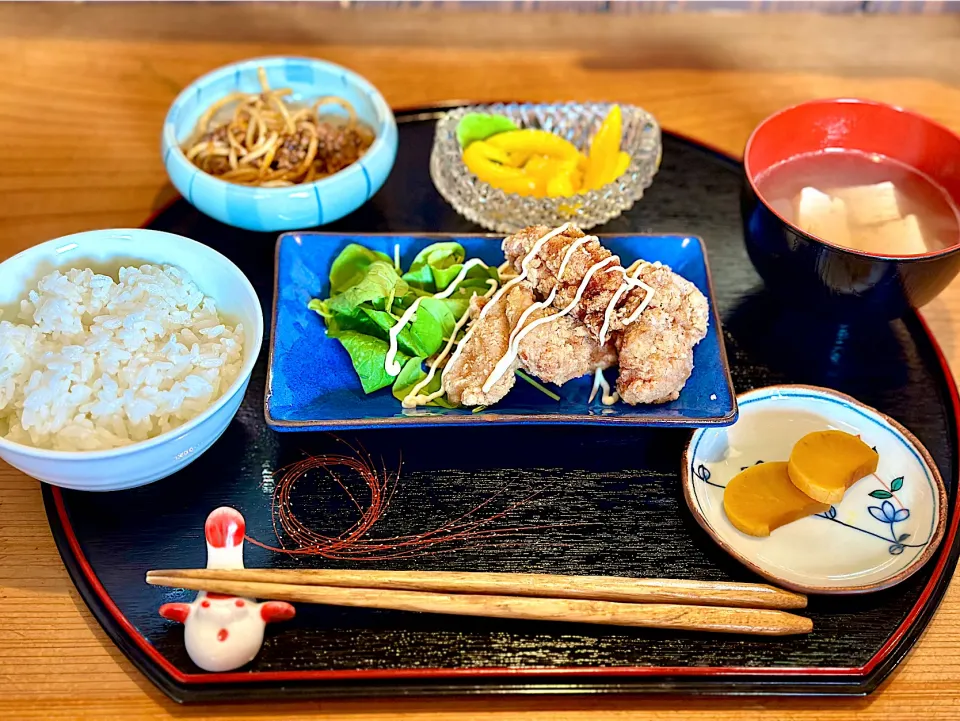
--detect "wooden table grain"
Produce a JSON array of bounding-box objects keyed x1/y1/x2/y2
[{"x1": 1, "y1": 5, "x2": 960, "y2": 719}]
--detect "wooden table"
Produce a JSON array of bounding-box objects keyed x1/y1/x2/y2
[{"x1": 2, "y1": 5, "x2": 960, "y2": 719}]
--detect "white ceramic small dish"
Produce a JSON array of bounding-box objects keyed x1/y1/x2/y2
[
  {"x1": 0, "y1": 229, "x2": 263, "y2": 491},
  {"x1": 682, "y1": 385, "x2": 947, "y2": 594}
]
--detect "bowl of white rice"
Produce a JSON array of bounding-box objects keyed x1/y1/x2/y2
[{"x1": 0, "y1": 228, "x2": 262, "y2": 491}]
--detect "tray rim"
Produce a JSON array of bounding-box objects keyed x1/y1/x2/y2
[
  {"x1": 40, "y1": 116, "x2": 960, "y2": 702},
  {"x1": 263, "y1": 230, "x2": 738, "y2": 431}
]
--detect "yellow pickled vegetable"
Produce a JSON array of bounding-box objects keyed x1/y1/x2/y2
[
  {"x1": 462, "y1": 141, "x2": 538, "y2": 196},
  {"x1": 523, "y1": 155, "x2": 578, "y2": 182},
  {"x1": 461, "y1": 125, "x2": 605, "y2": 198},
  {"x1": 723, "y1": 462, "x2": 831, "y2": 537},
  {"x1": 584, "y1": 105, "x2": 622, "y2": 191},
  {"x1": 612, "y1": 151, "x2": 631, "y2": 180},
  {"x1": 546, "y1": 173, "x2": 575, "y2": 197},
  {"x1": 596, "y1": 150, "x2": 631, "y2": 188},
  {"x1": 502, "y1": 150, "x2": 533, "y2": 168},
  {"x1": 571, "y1": 168, "x2": 584, "y2": 193},
  {"x1": 788, "y1": 431, "x2": 879, "y2": 504},
  {"x1": 486, "y1": 129, "x2": 580, "y2": 161},
  {"x1": 467, "y1": 140, "x2": 511, "y2": 166}
]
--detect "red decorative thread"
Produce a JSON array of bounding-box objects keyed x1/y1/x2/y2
[{"x1": 246, "y1": 440, "x2": 576, "y2": 561}]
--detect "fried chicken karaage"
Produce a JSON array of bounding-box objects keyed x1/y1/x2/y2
[
  {"x1": 443, "y1": 224, "x2": 709, "y2": 407},
  {"x1": 441, "y1": 281, "x2": 616, "y2": 405},
  {"x1": 503, "y1": 283, "x2": 617, "y2": 386},
  {"x1": 615, "y1": 260, "x2": 709, "y2": 404},
  {"x1": 501, "y1": 224, "x2": 626, "y2": 340},
  {"x1": 441, "y1": 291, "x2": 519, "y2": 407}
]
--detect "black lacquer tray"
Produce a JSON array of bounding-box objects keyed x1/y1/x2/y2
[{"x1": 43, "y1": 108, "x2": 960, "y2": 702}]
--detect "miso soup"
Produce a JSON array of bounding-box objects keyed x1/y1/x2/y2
[{"x1": 754, "y1": 150, "x2": 960, "y2": 255}]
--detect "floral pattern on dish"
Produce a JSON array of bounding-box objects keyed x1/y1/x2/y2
[{"x1": 693, "y1": 462, "x2": 926, "y2": 556}]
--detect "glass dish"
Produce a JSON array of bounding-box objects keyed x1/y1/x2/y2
[{"x1": 429, "y1": 102, "x2": 662, "y2": 233}]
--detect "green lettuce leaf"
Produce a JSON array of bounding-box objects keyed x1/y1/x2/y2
[
  {"x1": 309, "y1": 300, "x2": 386, "y2": 340},
  {"x1": 433, "y1": 265, "x2": 468, "y2": 291},
  {"x1": 431, "y1": 274, "x2": 499, "y2": 320},
  {"x1": 335, "y1": 331, "x2": 409, "y2": 394},
  {"x1": 359, "y1": 297, "x2": 455, "y2": 358},
  {"x1": 402, "y1": 242, "x2": 465, "y2": 292},
  {"x1": 309, "y1": 241, "x2": 497, "y2": 404},
  {"x1": 391, "y1": 356, "x2": 457, "y2": 408},
  {"x1": 410, "y1": 242, "x2": 465, "y2": 273},
  {"x1": 327, "y1": 309, "x2": 385, "y2": 340},
  {"x1": 400, "y1": 264, "x2": 435, "y2": 292},
  {"x1": 360, "y1": 308, "x2": 428, "y2": 356},
  {"x1": 391, "y1": 356, "x2": 427, "y2": 403},
  {"x1": 325, "y1": 260, "x2": 407, "y2": 316},
  {"x1": 417, "y1": 297, "x2": 457, "y2": 340},
  {"x1": 328, "y1": 244, "x2": 392, "y2": 295}
]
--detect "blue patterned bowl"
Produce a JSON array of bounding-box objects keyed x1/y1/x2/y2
[
  {"x1": 162, "y1": 57, "x2": 398, "y2": 232},
  {"x1": 682, "y1": 385, "x2": 947, "y2": 594}
]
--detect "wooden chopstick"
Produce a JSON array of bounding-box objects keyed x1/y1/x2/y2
[
  {"x1": 146, "y1": 568, "x2": 806, "y2": 609},
  {"x1": 146, "y1": 575, "x2": 812, "y2": 636}
]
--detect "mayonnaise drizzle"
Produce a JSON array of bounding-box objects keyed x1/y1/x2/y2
[
  {"x1": 402, "y1": 293, "x2": 478, "y2": 408},
  {"x1": 597, "y1": 264, "x2": 654, "y2": 345},
  {"x1": 384, "y1": 257, "x2": 491, "y2": 376},
  {"x1": 481, "y1": 255, "x2": 620, "y2": 393},
  {"x1": 556, "y1": 234, "x2": 597, "y2": 279},
  {"x1": 505, "y1": 227, "x2": 654, "y2": 352},
  {"x1": 402, "y1": 280, "x2": 498, "y2": 408},
  {"x1": 622, "y1": 265, "x2": 656, "y2": 326},
  {"x1": 430, "y1": 223, "x2": 659, "y2": 405},
  {"x1": 507, "y1": 286, "x2": 558, "y2": 350},
  {"x1": 589, "y1": 367, "x2": 620, "y2": 405},
  {"x1": 503, "y1": 232, "x2": 591, "y2": 351},
  {"x1": 497, "y1": 260, "x2": 518, "y2": 281},
  {"x1": 439, "y1": 223, "x2": 572, "y2": 385},
  {"x1": 485, "y1": 232, "x2": 603, "y2": 390}
]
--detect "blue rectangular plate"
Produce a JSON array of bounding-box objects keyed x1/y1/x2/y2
[{"x1": 265, "y1": 232, "x2": 737, "y2": 430}]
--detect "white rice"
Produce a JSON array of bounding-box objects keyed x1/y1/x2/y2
[{"x1": 0, "y1": 265, "x2": 244, "y2": 451}]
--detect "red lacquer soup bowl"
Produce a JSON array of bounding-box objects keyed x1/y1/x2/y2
[{"x1": 741, "y1": 98, "x2": 960, "y2": 320}]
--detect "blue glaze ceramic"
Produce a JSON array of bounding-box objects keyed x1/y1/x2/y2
[
  {"x1": 162, "y1": 57, "x2": 398, "y2": 232},
  {"x1": 265, "y1": 232, "x2": 737, "y2": 431},
  {"x1": 741, "y1": 98, "x2": 960, "y2": 320}
]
